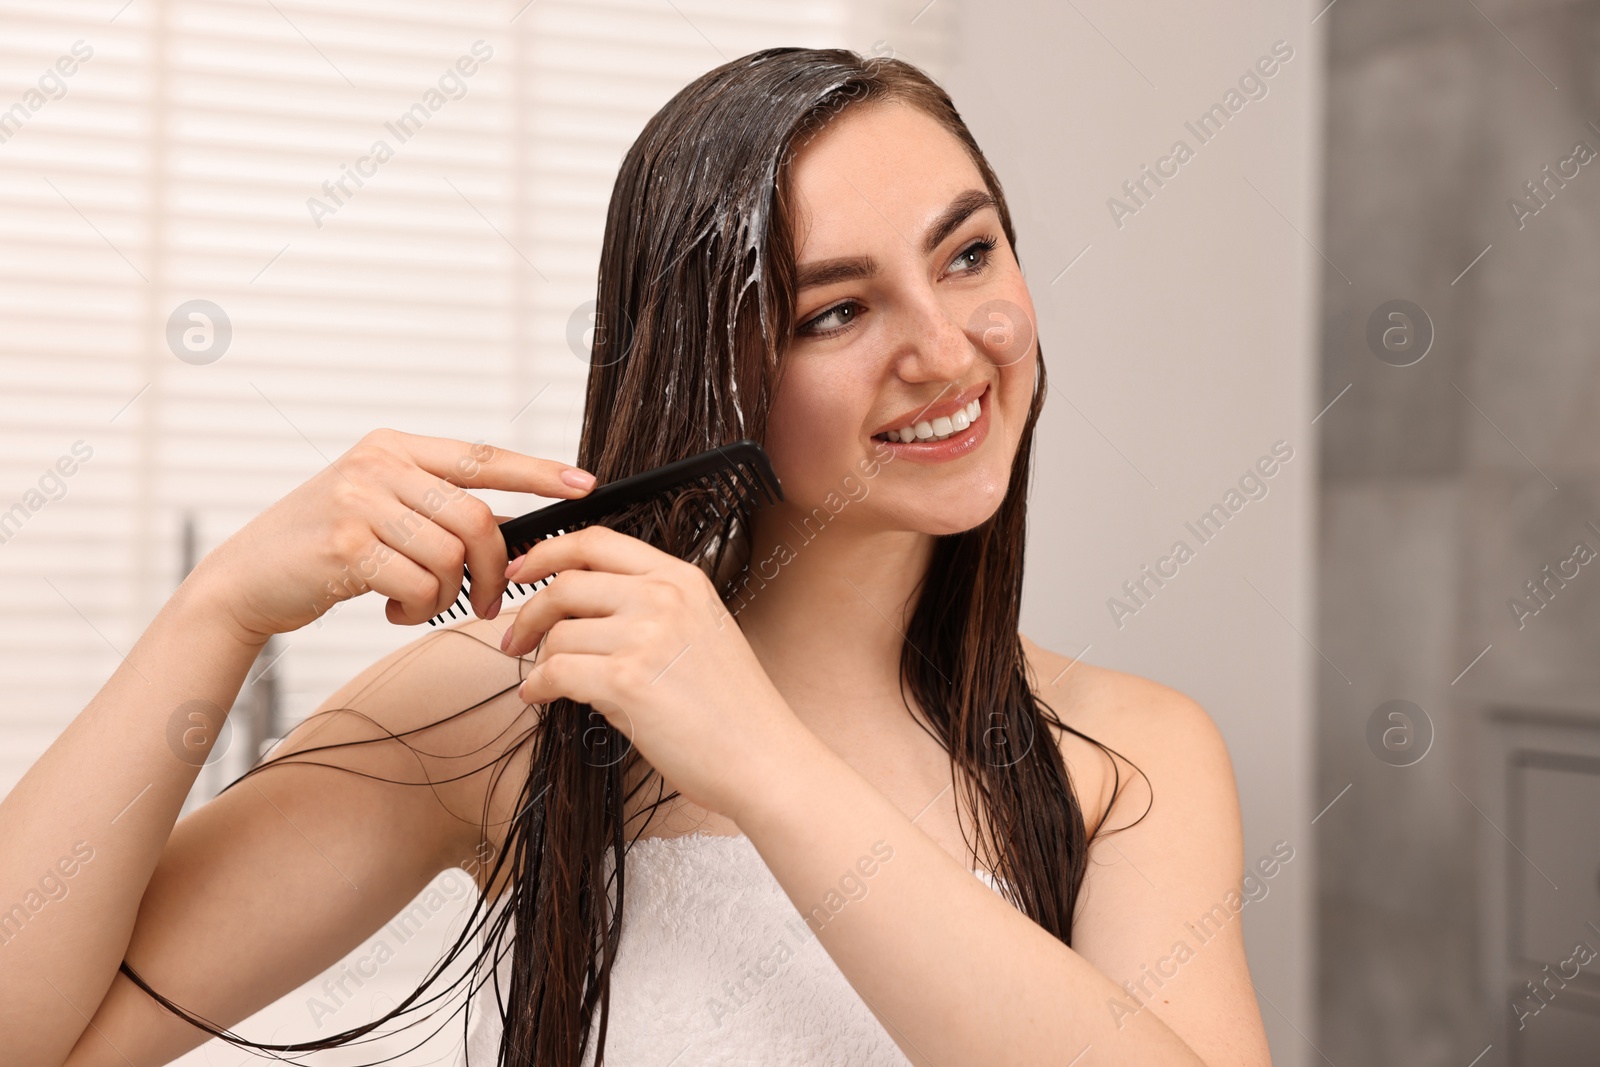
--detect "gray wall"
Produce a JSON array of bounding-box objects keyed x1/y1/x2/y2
[
  {"x1": 1316, "y1": 0, "x2": 1600, "y2": 1064},
  {"x1": 944, "y1": 4, "x2": 1324, "y2": 1065}
]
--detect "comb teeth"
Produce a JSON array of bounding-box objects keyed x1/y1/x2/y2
[
  {"x1": 425, "y1": 528, "x2": 567, "y2": 627},
  {"x1": 691, "y1": 486, "x2": 731, "y2": 544},
  {"x1": 424, "y1": 441, "x2": 782, "y2": 627},
  {"x1": 726, "y1": 458, "x2": 773, "y2": 507}
]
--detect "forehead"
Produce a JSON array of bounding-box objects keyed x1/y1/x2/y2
[{"x1": 784, "y1": 101, "x2": 987, "y2": 258}]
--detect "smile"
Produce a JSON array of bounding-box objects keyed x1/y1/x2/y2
[
  {"x1": 872, "y1": 395, "x2": 983, "y2": 444},
  {"x1": 867, "y1": 384, "x2": 991, "y2": 464}
]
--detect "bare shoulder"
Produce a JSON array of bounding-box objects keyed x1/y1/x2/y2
[
  {"x1": 1017, "y1": 638, "x2": 1265, "y2": 1063},
  {"x1": 264, "y1": 616, "x2": 539, "y2": 885},
  {"x1": 1018, "y1": 634, "x2": 1237, "y2": 838}
]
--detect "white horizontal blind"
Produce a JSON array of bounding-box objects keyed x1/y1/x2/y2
[
  {"x1": 146, "y1": 0, "x2": 533, "y2": 753},
  {"x1": 0, "y1": 1, "x2": 153, "y2": 795},
  {"x1": 1, "y1": 0, "x2": 951, "y2": 801}
]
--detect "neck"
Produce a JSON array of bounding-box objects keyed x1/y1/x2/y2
[{"x1": 729, "y1": 505, "x2": 934, "y2": 735}]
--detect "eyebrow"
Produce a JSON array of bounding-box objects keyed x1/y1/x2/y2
[{"x1": 794, "y1": 188, "x2": 998, "y2": 291}]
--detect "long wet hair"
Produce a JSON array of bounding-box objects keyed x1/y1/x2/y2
[{"x1": 123, "y1": 46, "x2": 1146, "y2": 1067}]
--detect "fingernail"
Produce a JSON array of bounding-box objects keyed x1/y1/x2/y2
[
  {"x1": 500, "y1": 627, "x2": 514, "y2": 653},
  {"x1": 485, "y1": 598, "x2": 501, "y2": 621},
  {"x1": 560, "y1": 468, "x2": 597, "y2": 490},
  {"x1": 505, "y1": 554, "x2": 525, "y2": 578}
]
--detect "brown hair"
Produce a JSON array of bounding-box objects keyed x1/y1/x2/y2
[{"x1": 126, "y1": 46, "x2": 1143, "y2": 1067}]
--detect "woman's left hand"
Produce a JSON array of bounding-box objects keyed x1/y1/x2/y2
[{"x1": 498, "y1": 525, "x2": 801, "y2": 824}]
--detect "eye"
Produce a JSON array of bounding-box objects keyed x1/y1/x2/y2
[
  {"x1": 797, "y1": 300, "x2": 859, "y2": 338},
  {"x1": 794, "y1": 234, "x2": 1003, "y2": 340},
  {"x1": 949, "y1": 235, "x2": 999, "y2": 276}
]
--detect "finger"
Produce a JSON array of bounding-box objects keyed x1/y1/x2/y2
[
  {"x1": 536, "y1": 616, "x2": 623, "y2": 658},
  {"x1": 367, "y1": 495, "x2": 473, "y2": 620},
  {"x1": 517, "y1": 650, "x2": 607, "y2": 707},
  {"x1": 387, "y1": 463, "x2": 509, "y2": 619},
  {"x1": 502, "y1": 570, "x2": 632, "y2": 658},
  {"x1": 334, "y1": 534, "x2": 449, "y2": 626},
  {"x1": 375, "y1": 429, "x2": 598, "y2": 499},
  {"x1": 507, "y1": 525, "x2": 662, "y2": 588},
  {"x1": 486, "y1": 514, "x2": 516, "y2": 613}
]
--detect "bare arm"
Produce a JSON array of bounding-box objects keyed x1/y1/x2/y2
[
  {"x1": 0, "y1": 429, "x2": 591, "y2": 1067},
  {"x1": 62, "y1": 616, "x2": 534, "y2": 1067},
  {"x1": 733, "y1": 671, "x2": 1269, "y2": 1067},
  {"x1": 0, "y1": 577, "x2": 272, "y2": 1067}
]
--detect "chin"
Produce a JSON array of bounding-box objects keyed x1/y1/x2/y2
[
  {"x1": 902, "y1": 486, "x2": 1009, "y2": 536},
  {"x1": 918, "y1": 516, "x2": 991, "y2": 537},
  {"x1": 883, "y1": 445, "x2": 1015, "y2": 527}
]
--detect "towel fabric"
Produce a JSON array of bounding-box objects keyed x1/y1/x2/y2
[{"x1": 454, "y1": 831, "x2": 1013, "y2": 1066}]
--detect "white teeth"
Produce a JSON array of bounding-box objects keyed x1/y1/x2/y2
[{"x1": 875, "y1": 397, "x2": 983, "y2": 444}]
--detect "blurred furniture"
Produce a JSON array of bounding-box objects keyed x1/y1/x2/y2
[
  {"x1": 178, "y1": 512, "x2": 282, "y2": 812},
  {"x1": 1477, "y1": 693, "x2": 1600, "y2": 1064}
]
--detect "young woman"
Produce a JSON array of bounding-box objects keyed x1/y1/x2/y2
[{"x1": 0, "y1": 48, "x2": 1271, "y2": 1067}]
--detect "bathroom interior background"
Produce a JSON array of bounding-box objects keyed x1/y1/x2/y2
[{"x1": 4, "y1": 1, "x2": 1595, "y2": 1064}]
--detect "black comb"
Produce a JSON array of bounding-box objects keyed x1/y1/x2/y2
[{"x1": 427, "y1": 439, "x2": 783, "y2": 626}]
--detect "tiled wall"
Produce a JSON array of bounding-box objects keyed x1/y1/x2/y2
[{"x1": 1316, "y1": 1, "x2": 1600, "y2": 1063}]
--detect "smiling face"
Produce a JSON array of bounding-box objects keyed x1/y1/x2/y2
[{"x1": 763, "y1": 100, "x2": 1039, "y2": 538}]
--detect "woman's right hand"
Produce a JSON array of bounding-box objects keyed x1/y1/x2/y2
[{"x1": 190, "y1": 429, "x2": 597, "y2": 642}]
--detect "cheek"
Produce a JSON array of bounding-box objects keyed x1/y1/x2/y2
[
  {"x1": 768, "y1": 369, "x2": 857, "y2": 444},
  {"x1": 995, "y1": 339, "x2": 1037, "y2": 428},
  {"x1": 764, "y1": 370, "x2": 863, "y2": 478},
  {"x1": 763, "y1": 390, "x2": 811, "y2": 464},
  {"x1": 975, "y1": 280, "x2": 1039, "y2": 419}
]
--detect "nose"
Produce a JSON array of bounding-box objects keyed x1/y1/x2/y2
[{"x1": 891, "y1": 284, "x2": 979, "y2": 385}]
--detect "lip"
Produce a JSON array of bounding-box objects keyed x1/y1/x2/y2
[
  {"x1": 868, "y1": 384, "x2": 990, "y2": 464},
  {"x1": 869, "y1": 382, "x2": 990, "y2": 440}
]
